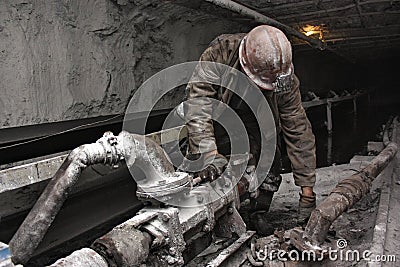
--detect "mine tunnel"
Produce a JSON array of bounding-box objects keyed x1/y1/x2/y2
[{"x1": 0, "y1": 1, "x2": 399, "y2": 266}]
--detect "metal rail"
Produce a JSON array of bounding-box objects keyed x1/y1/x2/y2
[{"x1": 303, "y1": 91, "x2": 368, "y2": 134}]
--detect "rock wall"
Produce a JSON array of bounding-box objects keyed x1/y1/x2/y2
[{"x1": 0, "y1": 0, "x2": 249, "y2": 128}]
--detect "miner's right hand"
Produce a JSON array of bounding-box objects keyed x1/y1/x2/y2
[
  {"x1": 195, "y1": 153, "x2": 228, "y2": 183},
  {"x1": 197, "y1": 165, "x2": 219, "y2": 182}
]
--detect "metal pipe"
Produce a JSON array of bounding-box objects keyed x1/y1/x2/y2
[
  {"x1": 49, "y1": 248, "x2": 108, "y2": 267},
  {"x1": 119, "y1": 131, "x2": 175, "y2": 184},
  {"x1": 91, "y1": 228, "x2": 152, "y2": 267},
  {"x1": 50, "y1": 212, "x2": 157, "y2": 267},
  {"x1": 9, "y1": 131, "x2": 175, "y2": 265},
  {"x1": 203, "y1": 0, "x2": 326, "y2": 50},
  {"x1": 9, "y1": 133, "x2": 122, "y2": 265},
  {"x1": 47, "y1": 153, "x2": 251, "y2": 266},
  {"x1": 300, "y1": 142, "x2": 398, "y2": 246},
  {"x1": 383, "y1": 116, "x2": 395, "y2": 146}
]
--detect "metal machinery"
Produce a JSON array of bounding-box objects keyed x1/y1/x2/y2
[
  {"x1": 6, "y1": 129, "x2": 255, "y2": 267},
  {"x1": 3, "y1": 116, "x2": 398, "y2": 267}
]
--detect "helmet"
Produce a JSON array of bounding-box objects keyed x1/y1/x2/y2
[{"x1": 239, "y1": 25, "x2": 294, "y2": 92}]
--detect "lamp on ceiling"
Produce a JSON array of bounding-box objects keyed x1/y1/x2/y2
[{"x1": 302, "y1": 25, "x2": 324, "y2": 40}]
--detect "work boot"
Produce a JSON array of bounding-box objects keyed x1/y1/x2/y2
[
  {"x1": 298, "y1": 192, "x2": 316, "y2": 226},
  {"x1": 249, "y1": 211, "x2": 274, "y2": 236},
  {"x1": 247, "y1": 190, "x2": 275, "y2": 236}
]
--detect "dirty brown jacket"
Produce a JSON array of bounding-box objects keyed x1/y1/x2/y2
[{"x1": 186, "y1": 33, "x2": 316, "y2": 187}]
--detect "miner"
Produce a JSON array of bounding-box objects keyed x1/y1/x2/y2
[{"x1": 185, "y1": 25, "x2": 316, "y2": 234}]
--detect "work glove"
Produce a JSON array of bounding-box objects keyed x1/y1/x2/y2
[
  {"x1": 181, "y1": 153, "x2": 228, "y2": 183},
  {"x1": 196, "y1": 153, "x2": 228, "y2": 182},
  {"x1": 298, "y1": 192, "x2": 316, "y2": 226}
]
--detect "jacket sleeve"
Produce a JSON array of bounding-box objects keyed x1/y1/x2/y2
[
  {"x1": 185, "y1": 47, "x2": 222, "y2": 154},
  {"x1": 277, "y1": 76, "x2": 316, "y2": 187}
]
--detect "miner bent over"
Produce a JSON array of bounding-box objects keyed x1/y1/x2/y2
[{"x1": 184, "y1": 25, "x2": 317, "y2": 234}]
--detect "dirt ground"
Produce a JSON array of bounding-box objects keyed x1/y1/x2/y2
[
  {"x1": 187, "y1": 190, "x2": 380, "y2": 267},
  {"x1": 188, "y1": 157, "x2": 386, "y2": 266}
]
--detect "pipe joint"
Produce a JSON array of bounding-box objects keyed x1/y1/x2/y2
[
  {"x1": 67, "y1": 131, "x2": 125, "y2": 168},
  {"x1": 96, "y1": 131, "x2": 125, "y2": 166}
]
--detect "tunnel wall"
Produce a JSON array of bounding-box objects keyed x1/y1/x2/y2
[
  {"x1": 0, "y1": 0, "x2": 249, "y2": 128},
  {"x1": 0, "y1": 0, "x2": 365, "y2": 129}
]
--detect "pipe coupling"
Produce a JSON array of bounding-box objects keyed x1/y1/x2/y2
[{"x1": 96, "y1": 131, "x2": 125, "y2": 166}]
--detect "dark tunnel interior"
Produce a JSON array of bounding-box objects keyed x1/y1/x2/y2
[{"x1": 0, "y1": 1, "x2": 399, "y2": 266}]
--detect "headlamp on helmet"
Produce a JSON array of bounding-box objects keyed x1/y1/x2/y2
[{"x1": 272, "y1": 66, "x2": 294, "y2": 94}]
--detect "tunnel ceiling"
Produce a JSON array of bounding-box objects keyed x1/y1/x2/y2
[{"x1": 171, "y1": 0, "x2": 400, "y2": 62}]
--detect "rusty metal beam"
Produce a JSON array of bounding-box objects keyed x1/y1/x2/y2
[
  {"x1": 325, "y1": 33, "x2": 400, "y2": 43},
  {"x1": 322, "y1": 25, "x2": 400, "y2": 38},
  {"x1": 258, "y1": 0, "x2": 319, "y2": 11},
  {"x1": 259, "y1": 0, "x2": 397, "y2": 12},
  {"x1": 202, "y1": 0, "x2": 326, "y2": 49},
  {"x1": 284, "y1": 11, "x2": 400, "y2": 25},
  {"x1": 354, "y1": 0, "x2": 366, "y2": 27},
  {"x1": 277, "y1": 0, "x2": 398, "y2": 20},
  {"x1": 278, "y1": 3, "x2": 357, "y2": 20}
]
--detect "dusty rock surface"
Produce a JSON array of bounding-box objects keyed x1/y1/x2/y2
[{"x1": 0, "y1": 0, "x2": 249, "y2": 128}]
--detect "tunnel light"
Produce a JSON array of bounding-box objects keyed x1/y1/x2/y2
[
  {"x1": 302, "y1": 25, "x2": 324, "y2": 39},
  {"x1": 305, "y1": 30, "x2": 317, "y2": 36}
]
